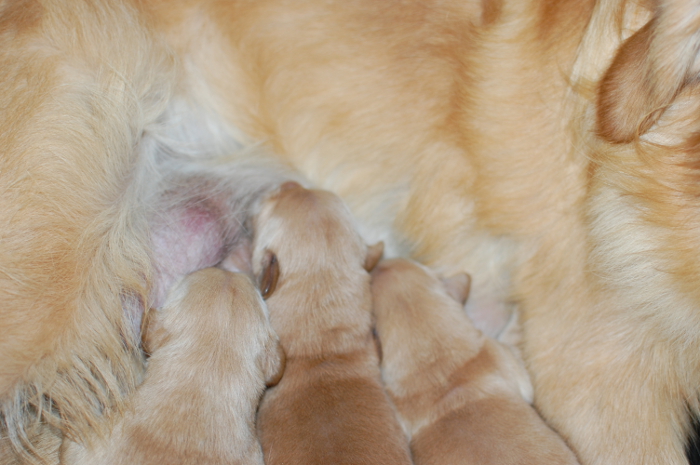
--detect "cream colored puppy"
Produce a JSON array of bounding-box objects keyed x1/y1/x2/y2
[
  {"x1": 371, "y1": 258, "x2": 579, "y2": 465},
  {"x1": 252, "y1": 182, "x2": 412, "y2": 465},
  {"x1": 61, "y1": 267, "x2": 284, "y2": 465}
]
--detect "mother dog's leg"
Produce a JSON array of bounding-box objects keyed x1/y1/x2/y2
[{"x1": 0, "y1": 0, "x2": 174, "y2": 460}]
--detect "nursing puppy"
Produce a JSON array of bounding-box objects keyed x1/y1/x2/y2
[
  {"x1": 61, "y1": 267, "x2": 284, "y2": 465},
  {"x1": 252, "y1": 182, "x2": 412, "y2": 465},
  {"x1": 372, "y1": 259, "x2": 579, "y2": 465}
]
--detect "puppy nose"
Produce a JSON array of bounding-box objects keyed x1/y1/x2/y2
[{"x1": 279, "y1": 181, "x2": 302, "y2": 192}]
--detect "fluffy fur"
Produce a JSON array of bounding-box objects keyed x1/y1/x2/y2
[
  {"x1": 252, "y1": 182, "x2": 411, "y2": 465},
  {"x1": 372, "y1": 258, "x2": 579, "y2": 465},
  {"x1": 3, "y1": 0, "x2": 700, "y2": 464},
  {"x1": 61, "y1": 268, "x2": 284, "y2": 465}
]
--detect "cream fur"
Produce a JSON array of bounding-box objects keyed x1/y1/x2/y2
[
  {"x1": 3, "y1": 0, "x2": 700, "y2": 464},
  {"x1": 252, "y1": 184, "x2": 412, "y2": 465},
  {"x1": 371, "y1": 258, "x2": 578, "y2": 465},
  {"x1": 61, "y1": 268, "x2": 283, "y2": 465}
]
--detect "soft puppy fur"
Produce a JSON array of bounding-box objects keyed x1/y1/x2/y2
[
  {"x1": 252, "y1": 182, "x2": 412, "y2": 465},
  {"x1": 372, "y1": 258, "x2": 579, "y2": 465},
  {"x1": 61, "y1": 267, "x2": 284, "y2": 465},
  {"x1": 4, "y1": 1, "x2": 700, "y2": 464}
]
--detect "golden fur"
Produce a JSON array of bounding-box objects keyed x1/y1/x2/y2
[
  {"x1": 2, "y1": 0, "x2": 700, "y2": 464},
  {"x1": 252, "y1": 182, "x2": 411, "y2": 465},
  {"x1": 61, "y1": 268, "x2": 284, "y2": 465},
  {"x1": 372, "y1": 258, "x2": 579, "y2": 465}
]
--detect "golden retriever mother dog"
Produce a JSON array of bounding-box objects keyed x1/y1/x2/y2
[{"x1": 1, "y1": 0, "x2": 699, "y2": 464}]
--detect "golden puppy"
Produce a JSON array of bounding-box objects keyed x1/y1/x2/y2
[
  {"x1": 61, "y1": 267, "x2": 284, "y2": 465},
  {"x1": 371, "y1": 258, "x2": 579, "y2": 465},
  {"x1": 252, "y1": 182, "x2": 412, "y2": 465},
  {"x1": 5, "y1": 1, "x2": 700, "y2": 464}
]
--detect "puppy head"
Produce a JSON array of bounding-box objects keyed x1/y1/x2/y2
[
  {"x1": 143, "y1": 269, "x2": 285, "y2": 386},
  {"x1": 143, "y1": 269, "x2": 241, "y2": 353},
  {"x1": 371, "y1": 258, "x2": 470, "y2": 332},
  {"x1": 252, "y1": 182, "x2": 381, "y2": 285},
  {"x1": 371, "y1": 259, "x2": 476, "y2": 387},
  {"x1": 371, "y1": 259, "x2": 471, "y2": 331},
  {"x1": 255, "y1": 241, "x2": 383, "y2": 299}
]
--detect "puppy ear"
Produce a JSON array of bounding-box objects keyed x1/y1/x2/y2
[
  {"x1": 364, "y1": 241, "x2": 384, "y2": 272},
  {"x1": 441, "y1": 272, "x2": 471, "y2": 306},
  {"x1": 140, "y1": 308, "x2": 163, "y2": 356},
  {"x1": 597, "y1": 0, "x2": 700, "y2": 142},
  {"x1": 259, "y1": 250, "x2": 280, "y2": 299},
  {"x1": 371, "y1": 327, "x2": 383, "y2": 363},
  {"x1": 263, "y1": 341, "x2": 286, "y2": 387}
]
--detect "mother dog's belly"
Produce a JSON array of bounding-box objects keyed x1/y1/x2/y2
[{"x1": 300, "y1": 158, "x2": 519, "y2": 339}]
